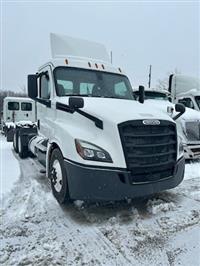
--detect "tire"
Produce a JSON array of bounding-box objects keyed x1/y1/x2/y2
[
  {"x1": 49, "y1": 148, "x2": 70, "y2": 204},
  {"x1": 18, "y1": 133, "x2": 28, "y2": 158},
  {"x1": 6, "y1": 128, "x2": 14, "y2": 142},
  {"x1": 13, "y1": 129, "x2": 19, "y2": 153}
]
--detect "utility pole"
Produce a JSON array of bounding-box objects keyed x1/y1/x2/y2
[{"x1": 148, "y1": 65, "x2": 152, "y2": 88}]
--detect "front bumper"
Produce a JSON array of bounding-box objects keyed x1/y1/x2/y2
[
  {"x1": 184, "y1": 144, "x2": 200, "y2": 160},
  {"x1": 64, "y1": 157, "x2": 185, "y2": 201}
]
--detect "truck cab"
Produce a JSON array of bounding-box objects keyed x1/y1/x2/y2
[
  {"x1": 169, "y1": 74, "x2": 200, "y2": 111},
  {"x1": 2, "y1": 97, "x2": 36, "y2": 141},
  {"x1": 133, "y1": 88, "x2": 200, "y2": 160},
  {"x1": 16, "y1": 34, "x2": 185, "y2": 203}
]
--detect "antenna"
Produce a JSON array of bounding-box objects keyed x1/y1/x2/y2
[{"x1": 148, "y1": 65, "x2": 152, "y2": 88}]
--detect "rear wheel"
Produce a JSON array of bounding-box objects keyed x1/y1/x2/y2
[
  {"x1": 13, "y1": 129, "x2": 19, "y2": 153},
  {"x1": 18, "y1": 133, "x2": 28, "y2": 158},
  {"x1": 49, "y1": 148, "x2": 70, "y2": 204}
]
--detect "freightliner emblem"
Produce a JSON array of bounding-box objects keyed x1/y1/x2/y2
[{"x1": 142, "y1": 120, "x2": 160, "y2": 125}]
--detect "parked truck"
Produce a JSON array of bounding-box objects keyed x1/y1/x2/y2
[
  {"x1": 133, "y1": 89, "x2": 200, "y2": 159},
  {"x1": 2, "y1": 97, "x2": 36, "y2": 141},
  {"x1": 13, "y1": 34, "x2": 186, "y2": 203},
  {"x1": 169, "y1": 74, "x2": 200, "y2": 111}
]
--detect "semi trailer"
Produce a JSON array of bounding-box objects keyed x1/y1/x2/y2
[
  {"x1": 13, "y1": 34, "x2": 186, "y2": 203},
  {"x1": 2, "y1": 97, "x2": 36, "y2": 141}
]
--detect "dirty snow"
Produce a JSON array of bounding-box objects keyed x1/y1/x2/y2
[{"x1": 0, "y1": 134, "x2": 200, "y2": 265}]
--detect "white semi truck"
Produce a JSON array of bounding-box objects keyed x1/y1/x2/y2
[
  {"x1": 169, "y1": 74, "x2": 200, "y2": 111},
  {"x1": 133, "y1": 89, "x2": 200, "y2": 159},
  {"x1": 2, "y1": 97, "x2": 36, "y2": 141},
  {"x1": 13, "y1": 34, "x2": 186, "y2": 203}
]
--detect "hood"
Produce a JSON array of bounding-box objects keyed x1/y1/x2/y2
[
  {"x1": 145, "y1": 99, "x2": 200, "y2": 120},
  {"x1": 57, "y1": 97, "x2": 174, "y2": 124}
]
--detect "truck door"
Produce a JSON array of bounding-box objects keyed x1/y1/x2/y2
[{"x1": 37, "y1": 66, "x2": 55, "y2": 139}]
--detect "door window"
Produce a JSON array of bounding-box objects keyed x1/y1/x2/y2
[
  {"x1": 114, "y1": 82, "x2": 128, "y2": 97},
  {"x1": 40, "y1": 74, "x2": 50, "y2": 99}
]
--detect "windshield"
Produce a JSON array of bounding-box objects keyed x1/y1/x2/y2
[
  {"x1": 195, "y1": 96, "x2": 200, "y2": 110},
  {"x1": 54, "y1": 67, "x2": 134, "y2": 100},
  {"x1": 134, "y1": 91, "x2": 168, "y2": 100}
]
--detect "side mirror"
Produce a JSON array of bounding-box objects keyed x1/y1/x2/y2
[
  {"x1": 69, "y1": 97, "x2": 84, "y2": 109},
  {"x1": 173, "y1": 103, "x2": 185, "y2": 120},
  {"x1": 138, "y1": 85, "x2": 145, "y2": 104},
  {"x1": 28, "y1": 75, "x2": 38, "y2": 100}
]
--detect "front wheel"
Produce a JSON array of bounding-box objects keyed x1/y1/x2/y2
[{"x1": 49, "y1": 148, "x2": 70, "y2": 204}]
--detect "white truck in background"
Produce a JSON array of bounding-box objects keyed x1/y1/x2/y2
[
  {"x1": 169, "y1": 74, "x2": 200, "y2": 111},
  {"x1": 133, "y1": 89, "x2": 200, "y2": 159},
  {"x1": 2, "y1": 97, "x2": 36, "y2": 142},
  {"x1": 12, "y1": 34, "x2": 186, "y2": 204}
]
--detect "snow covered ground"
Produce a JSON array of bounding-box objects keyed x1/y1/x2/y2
[
  {"x1": 0, "y1": 135, "x2": 20, "y2": 198},
  {"x1": 0, "y1": 134, "x2": 200, "y2": 266}
]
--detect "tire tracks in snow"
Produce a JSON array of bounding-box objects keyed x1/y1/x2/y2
[
  {"x1": 1, "y1": 156, "x2": 135, "y2": 265},
  {"x1": 1, "y1": 155, "x2": 200, "y2": 265}
]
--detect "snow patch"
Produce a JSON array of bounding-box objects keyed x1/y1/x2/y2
[{"x1": 0, "y1": 135, "x2": 20, "y2": 198}]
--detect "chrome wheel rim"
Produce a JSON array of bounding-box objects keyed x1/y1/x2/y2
[{"x1": 51, "y1": 159, "x2": 63, "y2": 192}]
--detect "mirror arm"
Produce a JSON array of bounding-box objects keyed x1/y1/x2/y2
[{"x1": 173, "y1": 113, "x2": 183, "y2": 121}]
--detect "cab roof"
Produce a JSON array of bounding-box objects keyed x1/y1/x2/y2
[{"x1": 4, "y1": 97, "x2": 33, "y2": 102}]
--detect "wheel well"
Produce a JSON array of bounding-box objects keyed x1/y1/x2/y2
[
  {"x1": 49, "y1": 142, "x2": 60, "y2": 157},
  {"x1": 47, "y1": 142, "x2": 63, "y2": 178}
]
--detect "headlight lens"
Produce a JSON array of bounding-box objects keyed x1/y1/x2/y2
[{"x1": 75, "y1": 139, "x2": 113, "y2": 163}]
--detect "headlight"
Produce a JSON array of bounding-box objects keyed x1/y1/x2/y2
[
  {"x1": 178, "y1": 137, "x2": 184, "y2": 158},
  {"x1": 75, "y1": 139, "x2": 113, "y2": 163},
  {"x1": 167, "y1": 106, "x2": 174, "y2": 117}
]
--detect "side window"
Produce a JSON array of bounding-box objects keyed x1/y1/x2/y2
[
  {"x1": 40, "y1": 74, "x2": 50, "y2": 99},
  {"x1": 178, "y1": 98, "x2": 194, "y2": 109},
  {"x1": 57, "y1": 80, "x2": 73, "y2": 95},
  {"x1": 114, "y1": 82, "x2": 128, "y2": 97},
  {"x1": 21, "y1": 102, "x2": 32, "y2": 111},
  {"x1": 80, "y1": 83, "x2": 94, "y2": 94},
  {"x1": 8, "y1": 102, "x2": 19, "y2": 110}
]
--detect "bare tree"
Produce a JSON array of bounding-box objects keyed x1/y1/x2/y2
[{"x1": 156, "y1": 68, "x2": 181, "y2": 91}]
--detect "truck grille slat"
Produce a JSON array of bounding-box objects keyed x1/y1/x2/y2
[
  {"x1": 125, "y1": 141, "x2": 176, "y2": 148},
  {"x1": 127, "y1": 150, "x2": 176, "y2": 159},
  {"x1": 118, "y1": 120, "x2": 177, "y2": 184}
]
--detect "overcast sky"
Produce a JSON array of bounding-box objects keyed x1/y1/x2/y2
[{"x1": 1, "y1": 0, "x2": 199, "y2": 92}]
